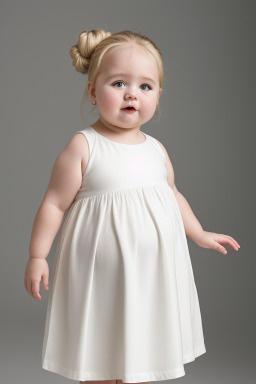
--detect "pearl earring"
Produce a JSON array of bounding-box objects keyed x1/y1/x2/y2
[{"x1": 92, "y1": 100, "x2": 96, "y2": 105}]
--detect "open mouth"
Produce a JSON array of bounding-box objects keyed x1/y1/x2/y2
[{"x1": 123, "y1": 107, "x2": 136, "y2": 111}]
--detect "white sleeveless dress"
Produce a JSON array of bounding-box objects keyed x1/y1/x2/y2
[{"x1": 41, "y1": 126, "x2": 206, "y2": 382}]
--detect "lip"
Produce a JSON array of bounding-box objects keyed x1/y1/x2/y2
[
  {"x1": 121, "y1": 106, "x2": 138, "y2": 114},
  {"x1": 122, "y1": 108, "x2": 137, "y2": 114},
  {"x1": 122, "y1": 105, "x2": 137, "y2": 110}
]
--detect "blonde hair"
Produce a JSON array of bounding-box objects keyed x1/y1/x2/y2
[{"x1": 70, "y1": 29, "x2": 164, "y2": 121}]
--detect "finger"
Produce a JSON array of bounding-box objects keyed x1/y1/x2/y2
[
  {"x1": 32, "y1": 281, "x2": 41, "y2": 301},
  {"x1": 42, "y1": 275, "x2": 49, "y2": 290},
  {"x1": 223, "y1": 235, "x2": 240, "y2": 248},
  {"x1": 28, "y1": 281, "x2": 34, "y2": 298},
  {"x1": 222, "y1": 240, "x2": 238, "y2": 249},
  {"x1": 227, "y1": 241, "x2": 240, "y2": 251},
  {"x1": 224, "y1": 236, "x2": 240, "y2": 248},
  {"x1": 213, "y1": 241, "x2": 227, "y2": 255},
  {"x1": 218, "y1": 237, "x2": 239, "y2": 251}
]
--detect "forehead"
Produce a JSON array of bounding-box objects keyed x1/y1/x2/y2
[{"x1": 98, "y1": 44, "x2": 159, "y2": 80}]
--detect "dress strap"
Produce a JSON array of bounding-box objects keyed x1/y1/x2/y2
[
  {"x1": 75, "y1": 127, "x2": 96, "y2": 157},
  {"x1": 147, "y1": 135, "x2": 167, "y2": 164}
]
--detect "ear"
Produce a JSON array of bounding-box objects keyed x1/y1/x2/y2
[
  {"x1": 157, "y1": 87, "x2": 162, "y2": 105},
  {"x1": 87, "y1": 81, "x2": 96, "y2": 100}
]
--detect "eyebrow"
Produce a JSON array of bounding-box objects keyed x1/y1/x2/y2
[{"x1": 106, "y1": 73, "x2": 156, "y2": 85}]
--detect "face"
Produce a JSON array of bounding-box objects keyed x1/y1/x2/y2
[{"x1": 87, "y1": 44, "x2": 162, "y2": 131}]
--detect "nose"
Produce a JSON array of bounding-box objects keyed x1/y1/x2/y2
[{"x1": 124, "y1": 91, "x2": 138, "y2": 101}]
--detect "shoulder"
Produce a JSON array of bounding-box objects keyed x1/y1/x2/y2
[
  {"x1": 64, "y1": 131, "x2": 90, "y2": 175},
  {"x1": 152, "y1": 137, "x2": 170, "y2": 164},
  {"x1": 153, "y1": 138, "x2": 168, "y2": 156},
  {"x1": 66, "y1": 131, "x2": 89, "y2": 153}
]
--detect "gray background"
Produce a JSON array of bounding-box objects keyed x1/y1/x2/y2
[{"x1": 1, "y1": 0, "x2": 255, "y2": 383}]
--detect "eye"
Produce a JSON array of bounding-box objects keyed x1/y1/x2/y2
[
  {"x1": 112, "y1": 81, "x2": 152, "y2": 91},
  {"x1": 112, "y1": 81, "x2": 125, "y2": 88},
  {"x1": 140, "y1": 84, "x2": 152, "y2": 91}
]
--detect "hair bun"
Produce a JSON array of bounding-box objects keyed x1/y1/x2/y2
[{"x1": 70, "y1": 29, "x2": 111, "y2": 74}]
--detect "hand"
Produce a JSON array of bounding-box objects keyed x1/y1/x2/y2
[
  {"x1": 194, "y1": 230, "x2": 240, "y2": 255},
  {"x1": 24, "y1": 258, "x2": 49, "y2": 301}
]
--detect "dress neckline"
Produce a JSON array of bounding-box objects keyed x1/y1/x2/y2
[{"x1": 89, "y1": 126, "x2": 148, "y2": 147}]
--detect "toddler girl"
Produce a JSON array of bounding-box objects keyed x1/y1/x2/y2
[{"x1": 24, "y1": 29, "x2": 240, "y2": 384}]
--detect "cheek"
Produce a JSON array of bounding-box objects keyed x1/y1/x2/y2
[
  {"x1": 141, "y1": 96, "x2": 156, "y2": 114},
  {"x1": 99, "y1": 87, "x2": 120, "y2": 109}
]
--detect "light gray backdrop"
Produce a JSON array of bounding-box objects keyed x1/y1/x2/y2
[{"x1": 1, "y1": 0, "x2": 255, "y2": 383}]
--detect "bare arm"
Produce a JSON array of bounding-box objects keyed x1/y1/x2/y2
[
  {"x1": 155, "y1": 139, "x2": 240, "y2": 253},
  {"x1": 155, "y1": 139, "x2": 203, "y2": 242},
  {"x1": 29, "y1": 132, "x2": 88, "y2": 260},
  {"x1": 25, "y1": 132, "x2": 89, "y2": 301}
]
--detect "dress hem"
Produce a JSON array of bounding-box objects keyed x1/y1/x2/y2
[{"x1": 42, "y1": 345, "x2": 206, "y2": 382}]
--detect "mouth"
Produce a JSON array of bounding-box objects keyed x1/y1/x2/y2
[{"x1": 122, "y1": 106, "x2": 137, "y2": 112}]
